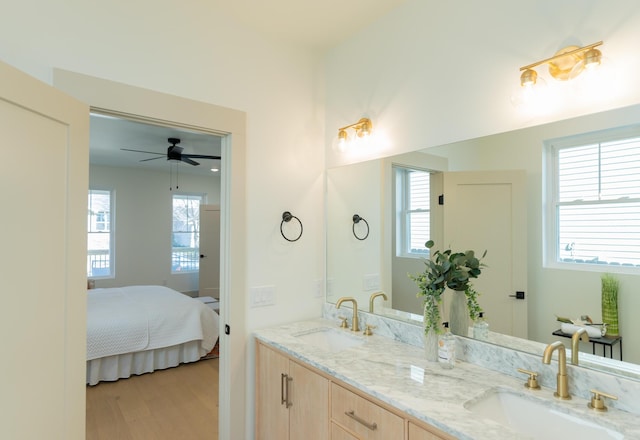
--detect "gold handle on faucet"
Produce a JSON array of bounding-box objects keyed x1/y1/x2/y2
[
  {"x1": 589, "y1": 389, "x2": 618, "y2": 411},
  {"x1": 339, "y1": 316, "x2": 348, "y2": 328},
  {"x1": 517, "y1": 368, "x2": 541, "y2": 390},
  {"x1": 363, "y1": 324, "x2": 376, "y2": 336}
]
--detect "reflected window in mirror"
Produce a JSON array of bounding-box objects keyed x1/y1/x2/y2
[
  {"x1": 545, "y1": 126, "x2": 640, "y2": 272},
  {"x1": 394, "y1": 166, "x2": 431, "y2": 258}
]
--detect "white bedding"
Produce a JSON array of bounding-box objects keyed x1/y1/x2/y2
[{"x1": 87, "y1": 285, "x2": 219, "y2": 362}]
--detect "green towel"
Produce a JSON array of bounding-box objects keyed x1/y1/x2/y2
[{"x1": 601, "y1": 274, "x2": 619, "y2": 336}]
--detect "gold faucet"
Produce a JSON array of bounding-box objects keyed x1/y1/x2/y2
[
  {"x1": 336, "y1": 297, "x2": 360, "y2": 332},
  {"x1": 369, "y1": 291, "x2": 388, "y2": 312},
  {"x1": 542, "y1": 341, "x2": 571, "y2": 400},
  {"x1": 571, "y1": 328, "x2": 590, "y2": 365}
]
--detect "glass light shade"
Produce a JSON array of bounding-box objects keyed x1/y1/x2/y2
[{"x1": 510, "y1": 75, "x2": 548, "y2": 108}]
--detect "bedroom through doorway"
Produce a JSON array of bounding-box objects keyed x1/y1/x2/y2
[{"x1": 87, "y1": 113, "x2": 224, "y2": 434}]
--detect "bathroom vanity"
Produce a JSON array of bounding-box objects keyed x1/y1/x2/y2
[{"x1": 254, "y1": 317, "x2": 640, "y2": 440}]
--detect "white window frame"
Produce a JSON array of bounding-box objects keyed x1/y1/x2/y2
[
  {"x1": 544, "y1": 124, "x2": 640, "y2": 274},
  {"x1": 87, "y1": 188, "x2": 115, "y2": 279},
  {"x1": 171, "y1": 192, "x2": 205, "y2": 273},
  {"x1": 394, "y1": 165, "x2": 431, "y2": 258}
]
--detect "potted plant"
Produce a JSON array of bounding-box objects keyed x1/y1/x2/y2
[{"x1": 410, "y1": 240, "x2": 485, "y2": 359}]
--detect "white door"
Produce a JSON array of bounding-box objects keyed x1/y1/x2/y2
[
  {"x1": 199, "y1": 204, "x2": 220, "y2": 298},
  {"x1": 0, "y1": 61, "x2": 88, "y2": 439},
  {"x1": 442, "y1": 170, "x2": 528, "y2": 338}
]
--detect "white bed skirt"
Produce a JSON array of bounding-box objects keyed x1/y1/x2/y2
[{"x1": 86, "y1": 340, "x2": 203, "y2": 386}]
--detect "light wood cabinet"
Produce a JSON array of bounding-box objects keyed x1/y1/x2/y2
[
  {"x1": 256, "y1": 342, "x2": 329, "y2": 440},
  {"x1": 409, "y1": 421, "x2": 452, "y2": 440},
  {"x1": 256, "y1": 340, "x2": 456, "y2": 440},
  {"x1": 331, "y1": 422, "x2": 359, "y2": 440}
]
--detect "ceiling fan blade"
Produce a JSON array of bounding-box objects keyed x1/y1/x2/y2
[
  {"x1": 180, "y1": 157, "x2": 200, "y2": 166},
  {"x1": 182, "y1": 154, "x2": 221, "y2": 160},
  {"x1": 121, "y1": 148, "x2": 165, "y2": 155},
  {"x1": 139, "y1": 156, "x2": 165, "y2": 162}
]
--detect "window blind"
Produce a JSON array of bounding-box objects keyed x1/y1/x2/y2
[{"x1": 556, "y1": 136, "x2": 640, "y2": 266}]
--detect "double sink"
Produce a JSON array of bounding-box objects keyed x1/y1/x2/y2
[{"x1": 294, "y1": 326, "x2": 626, "y2": 439}]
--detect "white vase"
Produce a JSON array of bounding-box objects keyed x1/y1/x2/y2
[
  {"x1": 449, "y1": 290, "x2": 469, "y2": 336},
  {"x1": 423, "y1": 330, "x2": 439, "y2": 362}
]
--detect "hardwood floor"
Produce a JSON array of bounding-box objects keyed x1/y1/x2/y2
[{"x1": 86, "y1": 358, "x2": 219, "y2": 440}]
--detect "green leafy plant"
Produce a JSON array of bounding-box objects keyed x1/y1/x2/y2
[
  {"x1": 601, "y1": 273, "x2": 619, "y2": 336},
  {"x1": 410, "y1": 240, "x2": 486, "y2": 334}
]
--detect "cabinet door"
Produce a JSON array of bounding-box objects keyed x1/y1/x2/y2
[
  {"x1": 331, "y1": 422, "x2": 359, "y2": 440},
  {"x1": 289, "y1": 360, "x2": 329, "y2": 439},
  {"x1": 256, "y1": 343, "x2": 290, "y2": 439},
  {"x1": 408, "y1": 422, "x2": 454, "y2": 440},
  {"x1": 331, "y1": 383, "x2": 403, "y2": 439}
]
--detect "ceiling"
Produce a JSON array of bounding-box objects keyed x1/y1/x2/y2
[
  {"x1": 212, "y1": 0, "x2": 408, "y2": 51},
  {"x1": 90, "y1": 114, "x2": 222, "y2": 177},
  {"x1": 90, "y1": 2, "x2": 407, "y2": 174}
]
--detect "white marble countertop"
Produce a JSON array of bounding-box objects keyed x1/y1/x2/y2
[{"x1": 254, "y1": 318, "x2": 640, "y2": 440}]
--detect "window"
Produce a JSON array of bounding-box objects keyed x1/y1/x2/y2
[
  {"x1": 395, "y1": 166, "x2": 430, "y2": 257},
  {"x1": 546, "y1": 126, "x2": 640, "y2": 270},
  {"x1": 172, "y1": 194, "x2": 203, "y2": 272},
  {"x1": 87, "y1": 189, "x2": 113, "y2": 277}
]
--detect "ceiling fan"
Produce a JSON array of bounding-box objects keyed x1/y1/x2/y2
[{"x1": 121, "y1": 137, "x2": 220, "y2": 166}]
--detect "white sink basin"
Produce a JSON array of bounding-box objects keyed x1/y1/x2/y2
[
  {"x1": 294, "y1": 327, "x2": 365, "y2": 353},
  {"x1": 464, "y1": 388, "x2": 624, "y2": 440}
]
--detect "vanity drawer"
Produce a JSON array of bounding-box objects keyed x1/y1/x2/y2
[{"x1": 331, "y1": 383, "x2": 403, "y2": 439}]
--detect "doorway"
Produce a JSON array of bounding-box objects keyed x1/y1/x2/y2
[{"x1": 54, "y1": 68, "x2": 248, "y2": 439}]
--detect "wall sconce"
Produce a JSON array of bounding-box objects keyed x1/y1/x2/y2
[
  {"x1": 336, "y1": 117, "x2": 373, "y2": 152},
  {"x1": 519, "y1": 41, "x2": 603, "y2": 87},
  {"x1": 511, "y1": 41, "x2": 605, "y2": 108}
]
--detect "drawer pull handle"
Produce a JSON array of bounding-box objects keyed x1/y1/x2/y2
[
  {"x1": 345, "y1": 410, "x2": 377, "y2": 431},
  {"x1": 280, "y1": 373, "x2": 293, "y2": 408},
  {"x1": 285, "y1": 375, "x2": 293, "y2": 408},
  {"x1": 280, "y1": 373, "x2": 288, "y2": 406}
]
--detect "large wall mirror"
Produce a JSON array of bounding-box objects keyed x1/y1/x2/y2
[{"x1": 326, "y1": 103, "x2": 640, "y2": 380}]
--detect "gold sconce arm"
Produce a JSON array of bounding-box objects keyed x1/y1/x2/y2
[
  {"x1": 520, "y1": 41, "x2": 603, "y2": 72},
  {"x1": 518, "y1": 41, "x2": 604, "y2": 86}
]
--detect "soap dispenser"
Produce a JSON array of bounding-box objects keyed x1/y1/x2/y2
[
  {"x1": 438, "y1": 322, "x2": 456, "y2": 369},
  {"x1": 473, "y1": 312, "x2": 489, "y2": 341}
]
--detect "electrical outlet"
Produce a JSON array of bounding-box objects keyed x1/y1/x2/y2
[
  {"x1": 250, "y1": 285, "x2": 276, "y2": 307},
  {"x1": 261, "y1": 285, "x2": 276, "y2": 306},
  {"x1": 326, "y1": 279, "x2": 335, "y2": 296},
  {"x1": 363, "y1": 274, "x2": 380, "y2": 292}
]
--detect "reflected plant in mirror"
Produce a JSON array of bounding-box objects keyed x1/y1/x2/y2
[{"x1": 410, "y1": 240, "x2": 485, "y2": 336}]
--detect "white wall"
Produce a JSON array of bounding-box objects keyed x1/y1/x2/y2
[
  {"x1": 428, "y1": 104, "x2": 640, "y2": 364},
  {"x1": 89, "y1": 165, "x2": 220, "y2": 293},
  {"x1": 0, "y1": 2, "x2": 325, "y2": 438}
]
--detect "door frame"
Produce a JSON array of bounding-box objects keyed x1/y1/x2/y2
[{"x1": 53, "y1": 69, "x2": 247, "y2": 439}]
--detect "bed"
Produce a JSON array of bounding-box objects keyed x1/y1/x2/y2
[{"x1": 86, "y1": 285, "x2": 219, "y2": 385}]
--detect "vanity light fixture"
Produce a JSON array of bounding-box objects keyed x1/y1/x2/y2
[
  {"x1": 518, "y1": 41, "x2": 604, "y2": 87},
  {"x1": 337, "y1": 117, "x2": 373, "y2": 151}
]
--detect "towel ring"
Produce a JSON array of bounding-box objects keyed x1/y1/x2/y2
[
  {"x1": 352, "y1": 214, "x2": 369, "y2": 241},
  {"x1": 280, "y1": 211, "x2": 303, "y2": 242}
]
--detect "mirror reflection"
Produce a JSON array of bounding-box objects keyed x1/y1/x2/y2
[{"x1": 326, "y1": 103, "x2": 640, "y2": 379}]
